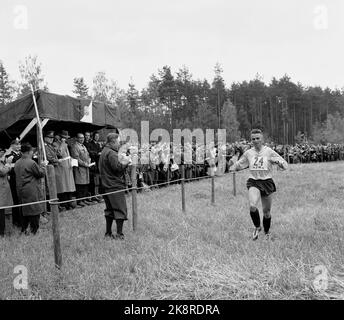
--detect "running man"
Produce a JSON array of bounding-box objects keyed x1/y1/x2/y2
[{"x1": 228, "y1": 129, "x2": 288, "y2": 240}]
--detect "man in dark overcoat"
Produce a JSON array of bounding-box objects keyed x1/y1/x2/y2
[
  {"x1": 14, "y1": 143, "x2": 46, "y2": 234},
  {"x1": 99, "y1": 133, "x2": 131, "y2": 240},
  {"x1": 84, "y1": 131, "x2": 102, "y2": 202}
]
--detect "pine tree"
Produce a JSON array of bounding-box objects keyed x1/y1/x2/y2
[
  {"x1": 122, "y1": 81, "x2": 141, "y2": 132},
  {"x1": 221, "y1": 100, "x2": 240, "y2": 142},
  {"x1": 157, "y1": 66, "x2": 177, "y2": 130},
  {"x1": 127, "y1": 81, "x2": 140, "y2": 112},
  {"x1": 0, "y1": 61, "x2": 14, "y2": 106},
  {"x1": 211, "y1": 63, "x2": 227, "y2": 129},
  {"x1": 73, "y1": 77, "x2": 89, "y2": 98}
]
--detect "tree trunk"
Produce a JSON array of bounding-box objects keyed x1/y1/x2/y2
[
  {"x1": 326, "y1": 100, "x2": 329, "y2": 128},
  {"x1": 293, "y1": 103, "x2": 296, "y2": 144},
  {"x1": 304, "y1": 106, "x2": 307, "y2": 135},
  {"x1": 260, "y1": 97, "x2": 263, "y2": 126},
  {"x1": 269, "y1": 96, "x2": 273, "y2": 138},
  {"x1": 310, "y1": 100, "x2": 313, "y2": 137},
  {"x1": 275, "y1": 97, "x2": 279, "y2": 143}
]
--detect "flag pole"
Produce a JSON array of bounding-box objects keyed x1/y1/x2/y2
[
  {"x1": 30, "y1": 85, "x2": 62, "y2": 268},
  {"x1": 30, "y1": 85, "x2": 47, "y2": 162}
]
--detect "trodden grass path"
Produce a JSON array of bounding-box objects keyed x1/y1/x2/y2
[{"x1": 1, "y1": 161, "x2": 344, "y2": 299}]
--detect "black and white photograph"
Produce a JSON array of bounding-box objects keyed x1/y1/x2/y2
[{"x1": 0, "y1": 0, "x2": 343, "y2": 308}]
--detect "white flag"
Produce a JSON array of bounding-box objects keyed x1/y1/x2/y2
[{"x1": 80, "y1": 100, "x2": 93, "y2": 123}]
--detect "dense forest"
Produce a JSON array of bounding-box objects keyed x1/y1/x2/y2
[{"x1": 1, "y1": 55, "x2": 344, "y2": 144}]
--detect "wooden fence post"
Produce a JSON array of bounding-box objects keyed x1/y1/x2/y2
[
  {"x1": 167, "y1": 168, "x2": 170, "y2": 186},
  {"x1": 232, "y1": 172, "x2": 236, "y2": 196},
  {"x1": 181, "y1": 164, "x2": 186, "y2": 212},
  {"x1": 46, "y1": 165, "x2": 62, "y2": 269},
  {"x1": 131, "y1": 164, "x2": 138, "y2": 232},
  {"x1": 211, "y1": 166, "x2": 215, "y2": 204},
  {"x1": 36, "y1": 125, "x2": 47, "y2": 215}
]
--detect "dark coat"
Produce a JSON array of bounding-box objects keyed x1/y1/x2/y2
[
  {"x1": 5, "y1": 150, "x2": 21, "y2": 188},
  {"x1": 99, "y1": 145, "x2": 127, "y2": 191},
  {"x1": 84, "y1": 140, "x2": 102, "y2": 176},
  {"x1": 99, "y1": 145, "x2": 128, "y2": 219},
  {"x1": 14, "y1": 157, "x2": 46, "y2": 216}
]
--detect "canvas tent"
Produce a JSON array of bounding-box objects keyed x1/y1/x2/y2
[{"x1": 0, "y1": 90, "x2": 122, "y2": 147}]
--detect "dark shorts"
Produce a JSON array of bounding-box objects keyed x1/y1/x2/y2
[{"x1": 246, "y1": 178, "x2": 276, "y2": 197}]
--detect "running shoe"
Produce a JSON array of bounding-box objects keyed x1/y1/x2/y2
[
  {"x1": 252, "y1": 227, "x2": 262, "y2": 240},
  {"x1": 265, "y1": 232, "x2": 274, "y2": 241}
]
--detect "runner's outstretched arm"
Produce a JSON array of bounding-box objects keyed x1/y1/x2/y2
[{"x1": 269, "y1": 150, "x2": 288, "y2": 170}]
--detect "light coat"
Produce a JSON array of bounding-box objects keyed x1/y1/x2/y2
[
  {"x1": 0, "y1": 161, "x2": 13, "y2": 207},
  {"x1": 70, "y1": 142, "x2": 90, "y2": 185},
  {"x1": 53, "y1": 141, "x2": 76, "y2": 193}
]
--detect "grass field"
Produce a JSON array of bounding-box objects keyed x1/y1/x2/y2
[{"x1": 1, "y1": 161, "x2": 344, "y2": 300}]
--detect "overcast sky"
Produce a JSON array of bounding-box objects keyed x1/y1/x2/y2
[{"x1": 1, "y1": 0, "x2": 344, "y2": 95}]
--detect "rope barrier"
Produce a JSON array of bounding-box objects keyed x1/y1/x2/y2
[
  {"x1": 0, "y1": 198, "x2": 59, "y2": 211},
  {"x1": 0, "y1": 171, "x2": 240, "y2": 210}
]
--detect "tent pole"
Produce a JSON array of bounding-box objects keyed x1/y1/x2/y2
[
  {"x1": 31, "y1": 86, "x2": 48, "y2": 216},
  {"x1": 18, "y1": 118, "x2": 49, "y2": 142},
  {"x1": 4, "y1": 130, "x2": 12, "y2": 141},
  {"x1": 31, "y1": 86, "x2": 47, "y2": 162}
]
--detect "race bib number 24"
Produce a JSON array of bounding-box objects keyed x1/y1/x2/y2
[{"x1": 251, "y1": 156, "x2": 268, "y2": 170}]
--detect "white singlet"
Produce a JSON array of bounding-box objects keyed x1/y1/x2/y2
[{"x1": 231, "y1": 146, "x2": 288, "y2": 180}]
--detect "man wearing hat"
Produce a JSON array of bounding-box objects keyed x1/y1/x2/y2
[
  {"x1": 99, "y1": 132, "x2": 130, "y2": 239},
  {"x1": 53, "y1": 131, "x2": 76, "y2": 210},
  {"x1": 84, "y1": 131, "x2": 103, "y2": 203},
  {"x1": 44, "y1": 131, "x2": 59, "y2": 165},
  {"x1": 15, "y1": 143, "x2": 47, "y2": 235},
  {"x1": 71, "y1": 133, "x2": 92, "y2": 207},
  {"x1": 5, "y1": 139, "x2": 22, "y2": 228},
  {"x1": 44, "y1": 131, "x2": 66, "y2": 213}
]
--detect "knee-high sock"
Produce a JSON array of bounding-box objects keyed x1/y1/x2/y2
[
  {"x1": 30, "y1": 215, "x2": 40, "y2": 235},
  {"x1": 21, "y1": 216, "x2": 30, "y2": 233},
  {"x1": 250, "y1": 208, "x2": 261, "y2": 228},
  {"x1": 116, "y1": 219, "x2": 124, "y2": 235},
  {"x1": 263, "y1": 216, "x2": 271, "y2": 233},
  {"x1": 0, "y1": 209, "x2": 5, "y2": 236},
  {"x1": 105, "y1": 216, "x2": 113, "y2": 235}
]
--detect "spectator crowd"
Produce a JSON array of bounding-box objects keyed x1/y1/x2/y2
[{"x1": 1, "y1": 129, "x2": 344, "y2": 237}]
